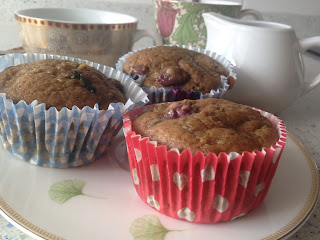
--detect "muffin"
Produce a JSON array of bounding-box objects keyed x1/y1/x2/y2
[
  {"x1": 123, "y1": 98, "x2": 286, "y2": 223},
  {"x1": 0, "y1": 53, "x2": 148, "y2": 168},
  {"x1": 117, "y1": 45, "x2": 235, "y2": 103},
  {"x1": 0, "y1": 59, "x2": 126, "y2": 110},
  {"x1": 132, "y1": 99, "x2": 278, "y2": 154},
  {"x1": 123, "y1": 46, "x2": 226, "y2": 92}
]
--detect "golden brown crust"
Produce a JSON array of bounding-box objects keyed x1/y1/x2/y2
[
  {"x1": 123, "y1": 46, "x2": 226, "y2": 93},
  {"x1": 0, "y1": 59, "x2": 126, "y2": 110},
  {"x1": 133, "y1": 99, "x2": 279, "y2": 155}
]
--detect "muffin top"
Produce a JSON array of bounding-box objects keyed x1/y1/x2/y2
[
  {"x1": 0, "y1": 59, "x2": 126, "y2": 110},
  {"x1": 132, "y1": 98, "x2": 279, "y2": 155},
  {"x1": 123, "y1": 46, "x2": 227, "y2": 93}
]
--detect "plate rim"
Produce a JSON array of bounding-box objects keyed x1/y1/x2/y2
[
  {"x1": 261, "y1": 132, "x2": 320, "y2": 240},
  {"x1": 0, "y1": 132, "x2": 319, "y2": 240}
]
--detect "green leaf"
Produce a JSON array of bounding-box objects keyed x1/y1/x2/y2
[
  {"x1": 172, "y1": 3, "x2": 209, "y2": 46},
  {"x1": 48, "y1": 180, "x2": 85, "y2": 204},
  {"x1": 18, "y1": 234, "x2": 29, "y2": 240},
  {"x1": 171, "y1": 3, "x2": 239, "y2": 48},
  {"x1": 130, "y1": 215, "x2": 170, "y2": 240}
]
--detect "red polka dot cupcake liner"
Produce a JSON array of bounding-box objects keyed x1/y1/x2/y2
[{"x1": 123, "y1": 104, "x2": 287, "y2": 223}]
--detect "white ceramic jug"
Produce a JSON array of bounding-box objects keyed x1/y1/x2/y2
[{"x1": 203, "y1": 12, "x2": 320, "y2": 114}]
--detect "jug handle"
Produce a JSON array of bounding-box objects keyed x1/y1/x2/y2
[
  {"x1": 133, "y1": 29, "x2": 163, "y2": 46},
  {"x1": 239, "y1": 9, "x2": 263, "y2": 21},
  {"x1": 299, "y1": 36, "x2": 320, "y2": 95}
]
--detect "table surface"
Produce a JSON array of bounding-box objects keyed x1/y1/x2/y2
[{"x1": 0, "y1": 44, "x2": 320, "y2": 240}]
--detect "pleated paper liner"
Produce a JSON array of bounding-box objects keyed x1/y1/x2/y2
[
  {"x1": 123, "y1": 104, "x2": 286, "y2": 223},
  {"x1": 0, "y1": 53, "x2": 148, "y2": 168},
  {"x1": 116, "y1": 44, "x2": 236, "y2": 104}
]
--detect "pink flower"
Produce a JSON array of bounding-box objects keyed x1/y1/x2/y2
[{"x1": 156, "y1": 0, "x2": 180, "y2": 37}]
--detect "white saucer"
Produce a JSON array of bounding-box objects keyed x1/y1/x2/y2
[{"x1": 0, "y1": 132, "x2": 318, "y2": 240}]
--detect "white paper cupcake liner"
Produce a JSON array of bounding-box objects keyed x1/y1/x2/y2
[
  {"x1": 116, "y1": 44, "x2": 236, "y2": 103},
  {"x1": 0, "y1": 53, "x2": 149, "y2": 168}
]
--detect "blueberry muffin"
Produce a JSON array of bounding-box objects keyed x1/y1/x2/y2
[
  {"x1": 0, "y1": 59, "x2": 126, "y2": 110},
  {"x1": 132, "y1": 98, "x2": 278, "y2": 155},
  {"x1": 122, "y1": 46, "x2": 227, "y2": 93},
  {"x1": 0, "y1": 54, "x2": 148, "y2": 168}
]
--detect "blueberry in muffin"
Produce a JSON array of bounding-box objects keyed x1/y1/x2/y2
[
  {"x1": 0, "y1": 59, "x2": 126, "y2": 110},
  {"x1": 123, "y1": 46, "x2": 227, "y2": 94}
]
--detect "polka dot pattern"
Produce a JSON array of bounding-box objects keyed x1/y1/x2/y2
[
  {"x1": 134, "y1": 148, "x2": 142, "y2": 162},
  {"x1": 150, "y1": 164, "x2": 160, "y2": 181},
  {"x1": 147, "y1": 195, "x2": 160, "y2": 210},
  {"x1": 201, "y1": 164, "x2": 215, "y2": 182},
  {"x1": 177, "y1": 207, "x2": 195, "y2": 222},
  {"x1": 123, "y1": 105, "x2": 287, "y2": 223},
  {"x1": 173, "y1": 172, "x2": 188, "y2": 190},
  {"x1": 213, "y1": 195, "x2": 229, "y2": 213}
]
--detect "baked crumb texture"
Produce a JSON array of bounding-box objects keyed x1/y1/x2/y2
[
  {"x1": 0, "y1": 56, "x2": 148, "y2": 168},
  {"x1": 133, "y1": 98, "x2": 279, "y2": 155},
  {"x1": 123, "y1": 98, "x2": 287, "y2": 223},
  {"x1": 123, "y1": 46, "x2": 226, "y2": 93},
  {"x1": 0, "y1": 59, "x2": 126, "y2": 110}
]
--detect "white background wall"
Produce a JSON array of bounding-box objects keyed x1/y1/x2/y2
[
  {"x1": 0, "y1": 0, "x2": 319, "y2": 50},
  {"x1": 103, "y1": 0, "x2": 320, "y2": 15},
  {"x1": 0, "y1": 0, "x2": 319, "y2": 24},
  {"x1": 243, "y1": 0, "x2": 320, "y2": 15}
]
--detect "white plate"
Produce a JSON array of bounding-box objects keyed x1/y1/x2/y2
[{"x1": 0, "y1": 132, "x2": 318, "y2": 240}]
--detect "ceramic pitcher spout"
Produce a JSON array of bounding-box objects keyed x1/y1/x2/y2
[
  {"x1": 203, "y1": 12, "x2": 320, "y2": 114},
  {"x1": 203, "y1": 12, "x2": 243, "y2": 29}
]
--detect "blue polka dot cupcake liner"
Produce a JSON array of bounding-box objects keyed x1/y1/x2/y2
[
  {"x1": 116, "y1": 44, "x2": 236, "y2": 104},
  {"x1": 0, "y1": 53, "x2": 148, "y2": 168}
]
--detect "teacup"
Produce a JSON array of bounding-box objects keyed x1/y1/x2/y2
[
  {"x1": 154, "y1": 0, "x2": 262, "y2": 48},
  {"x1": 15, "y1": 8, "x2": 162, "y2": 66}
]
